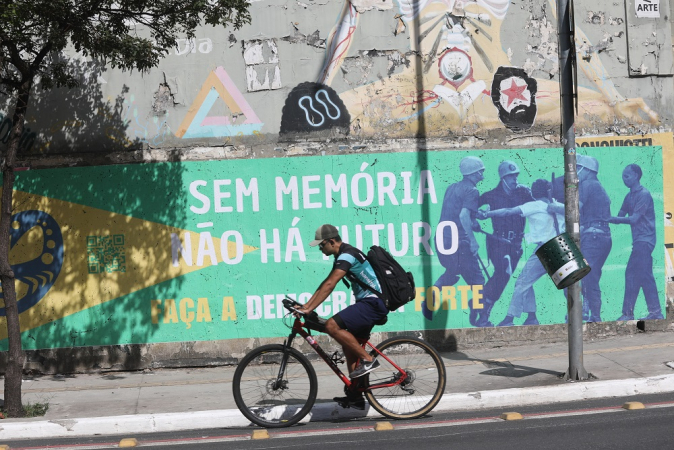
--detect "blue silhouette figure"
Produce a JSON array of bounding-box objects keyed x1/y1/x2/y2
[
  {"x1": 429, "y1": 156, "x2": 486, "y2": 324},
  {"x1": 575, "y1": 155, "x2": 612, "y2": 323},
  {"x1": 609, "y1": 164, "x2": 663, "y2": 321},
  {"x1": 476, "y1": 160, "x2": 534, "y2": 327}
]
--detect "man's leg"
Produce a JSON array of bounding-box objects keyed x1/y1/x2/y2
[
  {"x1": 458, "y1": 246, "x2": 485, "y2": 326},
  {"x1": 428, "y1": 252, "x2": 460, "y2": 320},
  {"x1": 501, "y1": 253, "x2": 542, "y2": 324},
  {"x1": 479, "y1": 240, "x2": 523, "y2": 326},
  {"x1": 580, "y1": 233, "x2": 612, "y2": 322},
  {"x1": 327, "y1": 319, "x2": 368, "y2": 409},
  {"x1": 636, "y1": 244, "x2": 663, "y2": 319},
  {"x1": 620, "y1": 247, "x2": 639, "y2": 319},
  {"x1": 521, "y1": 257, "x2": 547, "y2": 325},
  {"x1": 326, "y1": 298, "x2": 387, "y2": 378},
  {"x1": 325, "y1": 318, "x2": 371, "y2": 365},
  {"x1": 479, "y1": 240, "x2": 506, "y2": 327}
]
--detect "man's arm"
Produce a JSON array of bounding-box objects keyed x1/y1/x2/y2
[
  {"x1": 485, "y1": 206, "x2": 522, "y2": 218},
  {"x1": 299, "y1": 268, "x2": 348, "y2": 313},
  {"x1": 460, "y1": 207, "x2": 480, "y2": 254},
  {"x1": 610, "y1": 209, "x2": 640, "y2": 225}
]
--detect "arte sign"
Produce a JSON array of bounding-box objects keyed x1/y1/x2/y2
[{"x1": 635, "y1": 0, "x2": 660, "y2": 18}]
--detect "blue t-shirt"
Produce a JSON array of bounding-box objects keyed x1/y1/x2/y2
[
  {"x1": 620, "y1": 185, "x2": 656, "y2": 247},
  {"x1": 334, "y1": 243, "x2": 381, "y2": 301}
]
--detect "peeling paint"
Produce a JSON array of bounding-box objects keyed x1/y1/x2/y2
[
  {"x1": 587, "y1": 11, "x2": 605, "y2": 25},
  {"x1": 577, "y1": 35, "x2": 613, "y2": 62},
  {"x1": 280, "y1": 30, "x2": 326, "y2": 48},
  {"x1": 165, "y1": 76, "x2": 182, "y2": 105},
  {"x1": 243, "y1": 39, "x2": 279, "y2": 65},
  {"x1": 340, "y1": 49, "x2": 409, "y2": 86},
  {"x1": 243, "y1": 39, "x2": 282, "y2": 92},
  {"x1": 350, "y1": 0, "x2": 394, "y2": 13},
  {"x1": 152, "y1": 81, "x2": 174, "y2": 115},
  {"x1": 523, "y1": 15, "x2": 559, "y2": 78}
]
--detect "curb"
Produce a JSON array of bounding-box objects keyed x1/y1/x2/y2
[{"x1": 2, "y1": 374, "x2": 674, "y2": 440}]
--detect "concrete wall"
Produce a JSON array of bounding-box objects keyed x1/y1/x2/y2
[{"x1": 1, "y1": 0, "x2": 674, "y2": 374}]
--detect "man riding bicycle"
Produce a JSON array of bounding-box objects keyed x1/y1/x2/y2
[{"x1": 297, "y1": 224, "x2": 388, "y2": 409}]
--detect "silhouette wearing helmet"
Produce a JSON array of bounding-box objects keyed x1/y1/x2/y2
[
  {"x1": 551, "y1": 155, "x2": 612, "y2": 322},
  {"x1": 428, "y1": 156, "x2": 486, "y2": 324},
  {"x1": 575, "y1": 155, "x2": 613, "y2": 322},
  {"x1": 475, "y1": 160, "x2": 535, "y2": 327}
]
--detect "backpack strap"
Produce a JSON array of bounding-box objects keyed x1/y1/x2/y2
[
  {"x1": 337, "y1": 251, "x2": 384, "y2": 301},
  {"x1": 348, "y1": 273, "x2": 384, "y2": 300}
]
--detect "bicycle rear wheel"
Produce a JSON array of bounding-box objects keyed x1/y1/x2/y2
[
  {"x1": 365, "y1": 336, "x2": 446, "y2": 419},
  {"x1": 233, "y1": 344, "x2": 318, "y2": 428}
]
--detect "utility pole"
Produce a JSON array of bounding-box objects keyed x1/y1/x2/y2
[{"x1": 557, "y1": 0, "x2": 588, "y2": 380}]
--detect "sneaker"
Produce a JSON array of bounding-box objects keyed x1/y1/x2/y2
[
  {"x1": 333, "y1": 394, "x2": 366, "y2": 410},
  {"x1": 349, "y1": 358, "x2": 380, "y2": 378},
  {"x1": 617, "y1": 314, "x2": 634, "y2": 321},
  {"x1": 475, "y1": 313, "x2": 494, "y2": 327},
  {"x1": 522, "y1": 313, "x2": 539, "y2": 326},
  {"x1": 498, "y1": 315, "x2": 515, "y2": 327}
]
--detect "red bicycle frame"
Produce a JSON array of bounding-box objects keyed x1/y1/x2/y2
[{"x1": 285, "y1": 315, "x2": 408, "y2": 392}]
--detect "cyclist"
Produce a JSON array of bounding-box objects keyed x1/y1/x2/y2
[{"x1": 297, "y1": 224, "x2": 387, "y2": 409}]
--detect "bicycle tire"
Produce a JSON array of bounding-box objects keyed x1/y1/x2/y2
[
  {"x1": 364, "y1": 336, "x2": 446, "y2": 420},
  {"x1": 232, "y1": 344, "x2": 318, "y2": 428}
]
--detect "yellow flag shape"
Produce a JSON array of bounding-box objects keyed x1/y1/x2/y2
[{"x1": 0, "y1": 190, "x2": 257, "y2": 338}]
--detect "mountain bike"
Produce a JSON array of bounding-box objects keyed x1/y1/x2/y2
[{"x1": 232, "y1": 298, "x2": 446, "y2": 428}]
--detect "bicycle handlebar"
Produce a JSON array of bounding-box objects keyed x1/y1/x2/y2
[{"x1": 282, "y1": 298, "x2": 305, "y2": 315}]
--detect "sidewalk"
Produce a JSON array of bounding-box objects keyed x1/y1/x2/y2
[{"x1": 2, "y1": 331, "x2": 674, "y2": 439}]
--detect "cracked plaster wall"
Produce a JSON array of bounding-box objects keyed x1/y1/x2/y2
[{"x1": 2, "y1": 0, "x2": 673, "y2": 156}]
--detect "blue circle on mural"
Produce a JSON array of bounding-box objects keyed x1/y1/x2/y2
[{"x1": 0, "y1": 210, "x2": 63, "y2": 316}]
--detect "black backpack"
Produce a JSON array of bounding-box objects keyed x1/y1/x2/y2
[{"x1": 347, "y1": 245, "x2": 416, "y2": 311}]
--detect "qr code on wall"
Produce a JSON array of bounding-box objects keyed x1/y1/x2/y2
[{"x1": 87, "y1": 235, "x2": 126, "y2": 274}]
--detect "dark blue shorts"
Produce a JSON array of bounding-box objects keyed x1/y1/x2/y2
[{"x1": 333, "y1": 297, "x2": 388, "y2": 338}]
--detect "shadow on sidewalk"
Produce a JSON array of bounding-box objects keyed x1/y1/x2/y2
[{"x1": 443, "y1": 350, "x2": 564, "y2": 379}]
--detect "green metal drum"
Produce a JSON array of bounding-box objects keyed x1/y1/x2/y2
[{"x1": 535, "y1": 232, "x2": 591, "y2": 289}]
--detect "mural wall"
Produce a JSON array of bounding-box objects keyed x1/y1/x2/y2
[
  {"x1": 0, "y1": 0, "x2": 671, "y2": 152},
  {"x1": 0, "y1": 141, "x2": 669, "y2": 351}
]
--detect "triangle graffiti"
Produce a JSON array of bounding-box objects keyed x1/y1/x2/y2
[{"x1": 176, "y1": 66, "x2": 264, "y2": 139}]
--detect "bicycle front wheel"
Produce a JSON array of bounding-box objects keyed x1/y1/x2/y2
[
  {"x1": 232, "y1": 344, "x2": 318, "y2": 428},
  {"x1": 365, "y1": 336, "x2": 446, "y2": 419}
]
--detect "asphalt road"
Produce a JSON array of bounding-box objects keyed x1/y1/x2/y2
[{"x1": 4, "y1": 392, "x2": 674, "y2": 450}]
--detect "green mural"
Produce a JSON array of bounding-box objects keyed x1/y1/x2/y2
[{"x1": 0, "y1": 146, "x2": 666, "y2": 350}]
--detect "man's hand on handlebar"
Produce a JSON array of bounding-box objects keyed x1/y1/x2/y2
[
  {"x1": 282, "y1": 298, "x2": 310, "y2": 317},
  {"x1": 296, "y1": 306, "x2": 313, "y2": 316}
]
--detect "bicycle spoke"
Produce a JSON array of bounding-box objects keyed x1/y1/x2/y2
[
  {"x1": 233, "y1": 345, "x2": 318, "y2": 427},
  {"x1": 366, "y1": 338, "x2": 446, "y2": 419}
]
